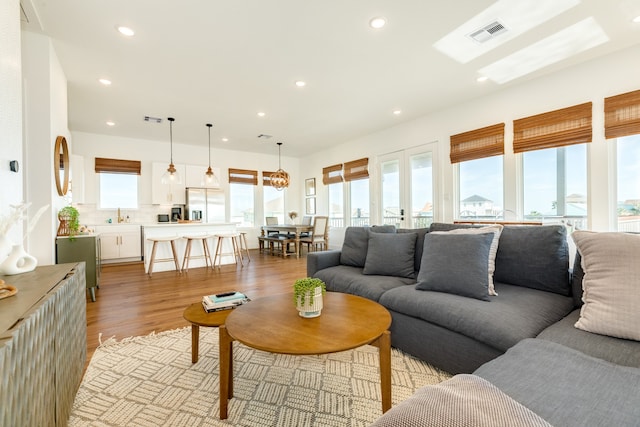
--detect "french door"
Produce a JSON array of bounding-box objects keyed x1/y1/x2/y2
[{"x1": 378, "y1": 143, "x2": 437, "y2": 229}]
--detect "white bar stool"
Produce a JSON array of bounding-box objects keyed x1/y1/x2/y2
[
  {"x1": 212, "y1": 233, "x2": 244, "y2": 268},
  {"x1": 181, "y1": 234, "x2": 213, "y2": 272},
  {"x1": 238, "y1": 231, "x2": 251, "y2": 263},
  {"x1": 147, "y1": 236, "x2": 181, "y2": 277}
]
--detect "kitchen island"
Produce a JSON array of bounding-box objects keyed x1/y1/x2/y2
[{"x1": 143, "y1": 222, "x2": 238, "y2": 273}]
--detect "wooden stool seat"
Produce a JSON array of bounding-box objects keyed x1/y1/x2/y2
[
  {"x1": 181, "y1": 235, "x2": 213, "y2": 272},
  {"x1": 147, "y1": 236, "x2": 181, "y2": 277}
]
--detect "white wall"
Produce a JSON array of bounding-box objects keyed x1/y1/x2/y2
[
  {"x1": 0, "y1": 0, "x2": 24, "y2": 245},
  {"x1": 302, "y1": 44, "x2": 640, "y2": 247},
  {"x1": 22, "y1": 31, "x2": 71, "y2": 264}
]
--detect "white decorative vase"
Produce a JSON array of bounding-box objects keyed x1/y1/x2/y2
[
  {"x1": 0, "y1": 244, "x2": 38, "y2": 275},
  {"x1": 296, "y1": 287, "x2": 324, "y2": 318}
]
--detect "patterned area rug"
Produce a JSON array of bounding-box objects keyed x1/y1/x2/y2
[{"x1": 70, "y1": 327, "x2": 450, "y2": 426}]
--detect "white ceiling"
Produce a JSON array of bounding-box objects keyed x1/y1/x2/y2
[{"x1": 22, "y1": 0, "x2": 640, "y2": 157}]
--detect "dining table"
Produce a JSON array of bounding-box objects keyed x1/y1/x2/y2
[{"x1": 260, "y1": 224, "x2": 314, "y2": 258}]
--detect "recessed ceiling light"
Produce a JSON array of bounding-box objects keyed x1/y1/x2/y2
[
  {"x1": 477, "y1": 76, "x2": 489, "y2": 83},
  {"x1": 106, "y1": 121, "x2": 115, "y2": 126},
  {"x1": 117, "y1": 26, "x2": 135, "y2": 37},
  {"x1": 633, "y1": 15, "x2": 640, "y2": 23},
  {"x1": 221, "y1": 137, "x2": 229, "y2": 142},
  {"x1": 295, "y1": 80, "x2": 306, "y2": 87},
  {"x1": 257, "y1": 112, "x2": 266, "y2": 117},
  {"x1": 99, "y1": 78, "x2": 112, "y2": 86},
  {"x1": 393, "y1": 109, "x2": 402, "y2": 115},
  {"x1": 369, "y1": 17, "x2": 386, "y2": 29}
]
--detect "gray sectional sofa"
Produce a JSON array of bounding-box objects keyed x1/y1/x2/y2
[{"x1": 307, "y1": 224, "x2": 640, "y2": 426}]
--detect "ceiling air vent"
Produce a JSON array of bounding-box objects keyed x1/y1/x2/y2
[
  {"x1": 468, "y1": 20, "x2": 507, "y2": 44},
  {"x1": 257, "y1": 134, "x2": 273, "y2": 140},
  {"x1": 144, "y1": 116, "x2": 162, "y2": 124}
]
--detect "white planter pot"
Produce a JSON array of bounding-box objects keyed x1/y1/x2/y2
[{"x1": 296, "y1": 287, "x2": 323, "y2": 318}]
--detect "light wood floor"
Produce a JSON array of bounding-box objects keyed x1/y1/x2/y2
[{"x1": 86, "y1": 250, "x2": 307, "y2": 364}]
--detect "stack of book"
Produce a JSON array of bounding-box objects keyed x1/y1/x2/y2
[{"x1": 202, "y1": 291, "x2": 250, "y2": 313}]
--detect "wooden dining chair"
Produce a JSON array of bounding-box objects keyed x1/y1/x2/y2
[{"x1": 300, "y1": 216, "x2": 328, "y2": 252}]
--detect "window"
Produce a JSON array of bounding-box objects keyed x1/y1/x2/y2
[
  {"x1": 616, "y1": 135, "x2": 640, "y2": 231},
  {"x1": 522, "y1": 145, "x2": 587, "y2": 225},
  {"x1": 458, "y1": 156, "x2": 504, "y2": 219},
  {"x1": 410, "y1": 152, "x2": 434, "y2": 228},
  {"x1": 328, "y1": 183, "x2": 344, "y2": 228},
  {"x1": 99, "y1": 173, "x2": 138, "y2": 209},
  {"x1": 451, "y1": 123, "x2": 505, "y2": 219},
  {"x1": 515, "y1": 102, "x2": 591, "y2": 227},
  {"x1": 229, "y1": 168, "x2": 257, "y2": 227},
  {"x1": 344, "y1": 158, "x2": 369, "y2": 227},
  {"x1": 95, "y1": 157, "x2": 141, "y2": 209}
]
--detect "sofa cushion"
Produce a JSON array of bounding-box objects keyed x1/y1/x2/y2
[
  {"x1": 340, "y1": 226, "x2": 396, "y2": 267},
  {"x1": 432, "y1": 225, "x2": 503, "y2": 296},
  {"x1": 416, "y1": 232, "x2": 493, "y2": 301},
  {"x1": 493, "y1": 225, "x2": 570, "y2": 295},
  {"x1": 314, "y1": 265, "x2": 414, "y2": 302},
  {"x1": 380, "y1": 283, "x2": 574, "y2": 352},
  {"x1": 572, "y1": 231, "x2": 640, "y2": 341},
  {"x1": 474, "y1": 338, "x2": 640, "y2": 427},
  {"x1": 537, "y1": 310, "x2": 640, "y2": 367},
  {"x1": 363, "y1": 231, "x2": 417, "y2": 279},
  {"x1": 398, "y1": 227, "x2": 429, "y2": 273}
]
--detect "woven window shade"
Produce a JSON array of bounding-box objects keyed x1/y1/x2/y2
[
  {"x1": 450, "y1": 123, "x2": 505, "y2": 164},
  {"x1": 513, "y1": 102, "x2": 592, "y2": 153},
  {"x1": 228, "y1": 168, "x2": 258, "y2": 185},
  {"x1": 344, "y1": 158, "x2": 369, "y2": 181},
  {"x1": 94, "y1": 157, "x2": 141, "y2": 174},
  {"x1": 322, "y1": 164, "x2": 343, "y2": 185},
  {"x1": 262, "y1": 171, "x2": 276, "y2": 187},
  {"x1": 604, "y1": 89, "x2": 640, "y2": 139}
]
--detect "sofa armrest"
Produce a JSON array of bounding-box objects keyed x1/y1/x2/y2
[{"x1": 307, "y1": 250, "x2": 342, "y2": 277}]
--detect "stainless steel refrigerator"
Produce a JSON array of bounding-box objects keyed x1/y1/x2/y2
[{"x1": 185, "y1": 188, "x2": 225, "y2": 222}]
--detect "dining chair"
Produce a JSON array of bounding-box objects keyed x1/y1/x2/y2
[{"x1": 300, "y1": 216, "x2": 329, "y2": 252}]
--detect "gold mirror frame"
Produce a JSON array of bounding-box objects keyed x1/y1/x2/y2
[{"x1": 54, "y1": 135, "x2": 70, "y2": 196}]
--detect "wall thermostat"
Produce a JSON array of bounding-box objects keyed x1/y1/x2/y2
[{"x1": 9, "y1": 160, "x2": 19, "y2": 173}]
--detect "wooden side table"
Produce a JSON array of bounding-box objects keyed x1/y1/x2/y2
[{"x1": 182, "y1": 303, "x2": 232, "y2": 363}]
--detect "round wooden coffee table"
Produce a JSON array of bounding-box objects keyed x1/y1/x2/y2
[
  {"x1": 183, "y1": 303, "x2": 232, "y2": 363},
  {"x1": 218, "y1": 292, "x2": 392, "y2": 419}
]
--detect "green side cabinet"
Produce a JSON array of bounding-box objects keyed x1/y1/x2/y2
[{"x1": 56, "y1": 235, "x2": 101, "y2": 301}]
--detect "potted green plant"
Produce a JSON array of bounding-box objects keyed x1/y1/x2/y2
[
  {"x1": 293, "y1": 277, "x2": 326, "y2": 318},
  {"x1": 58, "y1": 206, "x2": 80, "y2": 237}
]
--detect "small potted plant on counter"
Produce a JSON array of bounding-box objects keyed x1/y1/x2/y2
[
  {"x1": 57, "y1": 206, "x2": 80, "y2": 237},
  {"x1": 294, "y1": 277, "x2": 326, "y2": 318}
]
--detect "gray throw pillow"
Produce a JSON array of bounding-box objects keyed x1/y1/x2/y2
[
  {"x1": 416, "y1": 233, "x2": 493, "y2": 301},
  {"x1": 363, "y1": 231, "x2": 417, "y2": 279},
  {"x1": 493, "y1": 225, "x2": 570, "y2": 295},
  {"x1": 340, "y1": 225, "x2": 396, "y2": 267}
]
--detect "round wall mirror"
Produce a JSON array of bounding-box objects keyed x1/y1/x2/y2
[{"x1": 54, "y1": 135, "x2": 70, "y2": 196}]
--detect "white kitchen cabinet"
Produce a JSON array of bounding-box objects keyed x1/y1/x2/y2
[
  {"x1": 151, "y1": 162, "x2": 186, "y2": 205},
  {"x1": 185, "y1": 164, "x2": 222, "y2": 189},
  {"x1": 95, "y1": 224, "x2": 142, "y2": 263}
]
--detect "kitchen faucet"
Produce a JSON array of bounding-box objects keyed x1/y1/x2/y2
[{"x1": 117, "y1": 208, "x2": 124, "y2": 223}]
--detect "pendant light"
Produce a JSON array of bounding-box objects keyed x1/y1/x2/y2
[
  {"x1": 161, "y1": 117, "x2": 182, "y2": 184},
  {"x1": 204, "y1": 123, "x2": 220, "y2": 187},
  {"x1": 270, "y1": 142, "x2": 290, "y2": 191}
]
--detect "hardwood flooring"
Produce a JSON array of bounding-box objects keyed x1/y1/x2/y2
[{"x1": 85, "y1": 250, "x2": 307, "y2": 364}]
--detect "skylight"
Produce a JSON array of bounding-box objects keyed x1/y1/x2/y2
[
  {"x1": 433, "y1": 0, "x2": 580, "y2": 64},
  {"x1": 478, "y1": 17, "x2": 609, "y2": 84}
]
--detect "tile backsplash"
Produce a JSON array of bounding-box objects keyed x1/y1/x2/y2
[{"x1": 74, "y1": 204, "x2": 174, "y2": 226}]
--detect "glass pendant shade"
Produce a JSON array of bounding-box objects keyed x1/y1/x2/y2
[
  {"x1": 161, "y1": 117, "x2": 182, "y2": 184},
  {"x1": 270, "y1": 142, "x2": 290, "y2": 191},
  {"x1": 203, "y1": 123, "x2": 220, "y2": 187}
]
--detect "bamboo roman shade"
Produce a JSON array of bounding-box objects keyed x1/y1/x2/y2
[
  {"x1": 94, "y1": 157, "x2": 141, "y2": 174},
  {"x1": 513, "y1": 102, "x2": 592, "y2": 153},
  {"x1": 322, "y1": 163, "x2": 343, "y2": 185},
  {"x1": 343, "y1": 158, "x2": 369, "y2": 181},
  {"x1": 450, "y1": 123, "x2": 505, "y2": 164},
  {"x1": 228, "y1": 168, "x2": 258, "y2": 185},
  {"x1": 262, "y1": 171, "x2": 275, "y2": 187},
  {"x1": 604, "y1": 89, "x2": 640, "y2": 139}
]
